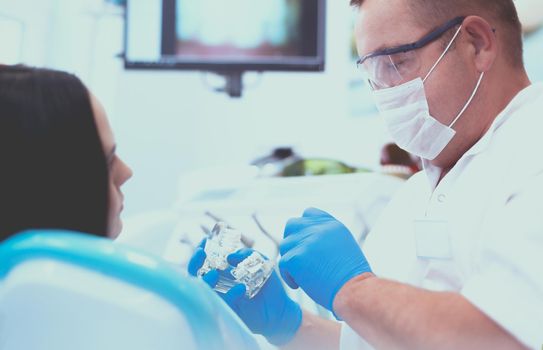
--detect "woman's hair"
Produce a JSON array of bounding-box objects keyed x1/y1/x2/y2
[{"x1": 0, "y1": 65, "x2": 109, "y2": 240}]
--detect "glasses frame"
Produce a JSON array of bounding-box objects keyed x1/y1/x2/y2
[{"x1": 357, "y1": 16, "x2": 466, "y2": 67}]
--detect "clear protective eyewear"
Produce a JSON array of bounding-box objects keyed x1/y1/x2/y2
[{"x1": 357, "y1": 16, "x2": 466, "y2": 90}]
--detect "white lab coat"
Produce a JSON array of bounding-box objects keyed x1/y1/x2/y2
[{"x1": 341, "y1": 83, "x2": 543, "y2": 350}]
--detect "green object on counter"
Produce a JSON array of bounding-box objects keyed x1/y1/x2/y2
[{"x1": 282, "y1": 159, "x2": 372, "y2": 177}]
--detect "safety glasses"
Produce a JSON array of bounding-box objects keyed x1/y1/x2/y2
[{"x1": 356, "y1": 16, "x2": 466, "y2": 90}]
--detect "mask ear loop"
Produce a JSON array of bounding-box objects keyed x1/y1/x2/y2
[
  {"x1": 449, "y1": 71, "x2": 485, "y2": 128},
  {"x1": 422, "y1": 24, "x2": 463, "y2": 83}
]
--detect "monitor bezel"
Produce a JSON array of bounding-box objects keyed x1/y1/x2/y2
[{"x1": 123, "y1": 0, "x2": 326, "y2": 72}]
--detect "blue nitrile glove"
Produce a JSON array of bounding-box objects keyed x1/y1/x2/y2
[
  {"x1": 188, "y1": 241, "x2": 302, "y2": 346},
  {"x1": 279, "y1": 208, "x2": 372, "y2": 314}
]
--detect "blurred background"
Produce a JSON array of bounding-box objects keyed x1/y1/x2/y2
[{"x1": 1, "y1": 0, "x2": 542, "y2": 258}]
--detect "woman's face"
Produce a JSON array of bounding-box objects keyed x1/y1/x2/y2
[{"x1": 90, "y1": 94, "x2": 133, "y2": 239}]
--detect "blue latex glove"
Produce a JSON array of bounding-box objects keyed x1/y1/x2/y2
[
  {"x1": 279, "y1": 208, "x2": 372, "y2": 314},
  {"x1": 188, "y1": 241, "x2": 302, "y2": 346}
]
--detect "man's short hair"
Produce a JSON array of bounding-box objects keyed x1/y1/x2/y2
[{"x1": 350, "y1": 0, "x2": 524, "y2": 67}]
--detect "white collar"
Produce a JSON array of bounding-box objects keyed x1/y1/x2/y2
[{"x1": 422, "y1": 82, "x2": 543, "y2": 189}]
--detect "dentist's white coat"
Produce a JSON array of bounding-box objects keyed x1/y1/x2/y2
[{"x1": 341, "y1": 83, "x2": 543, "y2": 350}]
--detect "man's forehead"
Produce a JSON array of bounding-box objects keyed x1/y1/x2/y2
[{"x1": 354, "y1": 0, "x2": 425, "y2": 56}]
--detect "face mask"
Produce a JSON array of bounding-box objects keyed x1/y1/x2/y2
[{"x1": 371, "y1": 25, "x2": 485, "y2": 161}]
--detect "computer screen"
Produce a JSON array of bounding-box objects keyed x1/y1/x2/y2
[{"x1": 124, "y1": 0, "x2": 325, "y2": 72}]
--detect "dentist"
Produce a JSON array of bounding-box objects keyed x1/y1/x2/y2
[{"x1": 190, "y1": 0, "x2": 542, "y2": 348}]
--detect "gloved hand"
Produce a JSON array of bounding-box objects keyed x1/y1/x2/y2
[
  {"x1": 188, "y1": 241, "x2": 302, "y2": 346},
  {"x1": 279, "y1": 208, "x2": 372, "y2": 314}
]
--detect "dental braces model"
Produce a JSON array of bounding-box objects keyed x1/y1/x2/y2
[{"x1": 197, "y1": 222, "x2": 273, "y2": 298}]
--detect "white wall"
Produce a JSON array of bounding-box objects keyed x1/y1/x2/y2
[
  {"x1": 3, "y1": 0, "x2": 542, "y2": 217},
  {"x1": 110, "y1": 1, "x2": 389, "y2": 216},
  {"x1": 524, "y1": 29, "x2": 543, "y2": 82},
  {"x1": 0, "y1": 0, "x2": 387, "y2": 216}
]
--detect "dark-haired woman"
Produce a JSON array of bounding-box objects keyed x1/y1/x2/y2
[{"x1": 0, "y1": 65, "x2": 132, "y2": 241}]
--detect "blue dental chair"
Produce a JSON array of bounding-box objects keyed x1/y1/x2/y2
[{"x1": 0, "y1": 230, "x2": 258, "y2": 350}]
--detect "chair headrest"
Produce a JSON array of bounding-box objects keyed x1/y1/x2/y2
[{"x1": 0, "y1": 230, "x2": 255, "y2": 349}]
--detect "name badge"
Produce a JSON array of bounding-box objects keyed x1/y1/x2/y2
[{"x1": 414, "y1": 219, "x2": 453, "y2": 260}]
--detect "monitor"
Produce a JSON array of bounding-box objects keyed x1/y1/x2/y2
[{"x1": 124, "y1": 0, "x2": 326, "y2": 73}]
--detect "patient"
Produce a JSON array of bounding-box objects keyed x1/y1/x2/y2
[{"x1": 0, "y1": 65, "x2": 132, "y2": 241}]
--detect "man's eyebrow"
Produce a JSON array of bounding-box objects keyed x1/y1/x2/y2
[
  {"x1": 107, "y1": 145, "x2": 117, "y2": 163},
  {"x1": 363, "y1": 40, "x2": 410, "y2": 57},
  {"x1": 360, "y1": 40, "x2": 403, "y2": 59},
  {"x1": 370, "y1": 43, "x2": 390, "y2": 53}
]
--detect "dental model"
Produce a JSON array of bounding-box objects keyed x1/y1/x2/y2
[
  {"x1": 231, "y1": 251, "x2": 273, "y2": 298},
  {"x1": 197, "y1": 222, "x2": 273, "y2": 298}
]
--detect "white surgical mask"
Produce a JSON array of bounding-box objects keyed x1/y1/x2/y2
[{"x1": 372, "y1": 25, "x2": 485, "y2": 160}]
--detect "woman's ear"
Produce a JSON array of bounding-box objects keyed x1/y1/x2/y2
[{"x1": 462, "y1": 16, "x2": 498, "y2": 72}]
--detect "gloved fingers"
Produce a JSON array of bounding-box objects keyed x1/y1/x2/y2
[
  {"x1": 284, "y1": 217, "x2": 310, "y2": 238},
  {"x1": 188, "y1": 247, "x2": 206, "y2": 276},
  {"x1": 302, "y1": 207, "x2": 332, "y2": 218},
  {"x1": 279, "y1": 256, "x2": 299, "y2": 290},
  {"x1": 202, "y1": 269, "x2": 219, "y2": 288},
  {"x1": 197, "y1": 238, "x2": 207, "y2": 249},
  {"x1": 221, "y1": 283, "x2": 247, "y2": 305},
  {"x1": 279, "y1": 234, "x2": 304, "y2": 256},
  {"x1": 227, "y1": 248, "x2": 255, "y2": 266},
  {"x1": 284, "y1": 209, "x2": 333, "y2": 238}
]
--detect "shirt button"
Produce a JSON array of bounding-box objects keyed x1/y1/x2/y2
[{"x1": 437, "y1": 194, "x2": 446, "y2": 203}]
